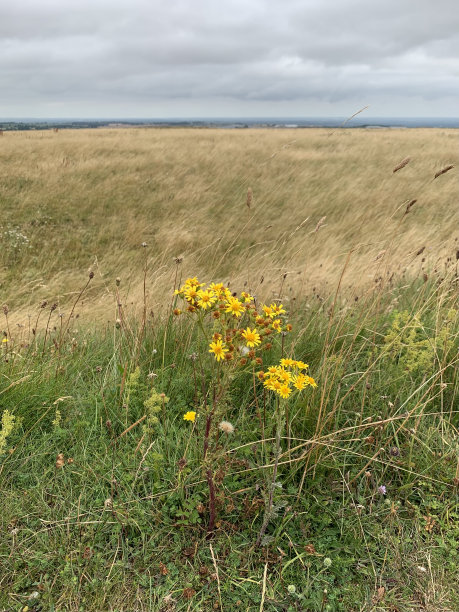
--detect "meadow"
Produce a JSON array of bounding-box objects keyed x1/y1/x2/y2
[
  {"x1": 1, "y1": 127, "x2": 457, "y2": 316},
  {"x1": 0, "y1": 127, "x2": 458, "y2": 611}
]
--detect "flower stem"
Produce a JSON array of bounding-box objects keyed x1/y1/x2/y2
[
  {"x1": 256, "y1": 399, "x2": 282, "y2": 547},
  {"x1": 206, "y1": 468, "x2": 216, "y2": 535}
]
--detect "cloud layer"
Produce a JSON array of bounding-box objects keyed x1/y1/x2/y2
[{"x1": 1, "y1": 0, "x2": 458, "y2": 117}]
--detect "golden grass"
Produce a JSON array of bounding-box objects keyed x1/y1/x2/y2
[{"x1": 0, "y1": 127, "x2": 457, "y2": 321}]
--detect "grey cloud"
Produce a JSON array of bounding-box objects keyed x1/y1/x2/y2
[{"x1": 0, "y1": 0, "x2": 458, "y2": 117}]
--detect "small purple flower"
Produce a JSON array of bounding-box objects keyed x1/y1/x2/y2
[{"x1": 378, "y1": 485, "x2": 387, "y2": 496}]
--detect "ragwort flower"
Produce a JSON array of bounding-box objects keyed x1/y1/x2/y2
[{"x1": 209, "y1": 340, "x2": 229, "y2": 361}]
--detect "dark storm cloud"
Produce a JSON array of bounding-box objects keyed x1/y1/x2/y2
[{"x1": 1, "y1": 0, "x2": 458, "y2": 116}]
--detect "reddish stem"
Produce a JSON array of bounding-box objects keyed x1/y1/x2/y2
[{"x1": 203, "y1": 413, "x2": 213, "y2": 458}]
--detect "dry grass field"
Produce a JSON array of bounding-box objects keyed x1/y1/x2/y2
[{"x1": 1, "y1": 127, "x2": 457, "y2": 321}]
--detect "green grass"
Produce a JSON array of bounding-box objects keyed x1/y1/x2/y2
[
  {"x1": 1, "y1": 126, "x2": 458, "y2": 610},
  {"x1": 1, "y1": 268, "x2": 458, "y2": 611}
]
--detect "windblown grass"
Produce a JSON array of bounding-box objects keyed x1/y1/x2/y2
[
  {"x1": 0, "y1": 127, "x2": 458, "y2": 611},
  {"x1": 1, "y1": 266, "x2": 458, "y2": 610},
  {"x1": 0, "y1": 127, "x2": 457, "y2": 320}
]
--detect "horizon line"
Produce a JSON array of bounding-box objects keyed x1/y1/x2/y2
[{"x1": 1, "y1": 115, "x2": 459, "y2": 121}]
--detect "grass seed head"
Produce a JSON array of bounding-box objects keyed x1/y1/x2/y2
[
  {"x1": 434, "y1": 164, "x2": 454, "y2": 179},
  {"x1": 393, "y1": 157, "x2": 411, "y2": 173}
]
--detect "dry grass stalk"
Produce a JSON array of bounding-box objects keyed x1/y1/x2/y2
[
  {"x1": 328, "y1": 105, "x2": 369, "y2": 135},
  {"x1": 393, "y1": 157, "x2": 411, "y2": 173},
  {"x1": 404, "y1": 199, "x2": 417, "y2": 215},
  {"x1": 434, "y1": 164, "x2": 454, "y2": 179},
  {"x1": 313, "y1": 216, "x2": 326, "y2": 233},
  {"x1": 246, "y1": 187, "x2": 253, "y2": 209}
]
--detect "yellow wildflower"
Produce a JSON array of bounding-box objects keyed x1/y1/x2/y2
[
  {"x1": 278, "y1": 384, "x2": 292, "y2": 399},
  {"x1": 262, "y1": 305, "x2": 273, "y2": 318},
  {"x1": 225, "y1": 297, "x2": 245, "y2": 317},
  {"x1": 294, "y1": 360, "x2": 309, "y2": 370},
  {"x1": 277, "y1": 368, "x2": 291, "y2": 383},
  {"x1": 272, "y1": 303, "x2": 286, "y2": 316},
  {"x1": 183, "y1": 411, "x2": 197, "y2": 422},
  {"x1": 292, "y1": 373, "x2": 308, "y2": 390},
  {"x1": 280, "y1": 358, "x2": 295, "y2": 368},
  {"x1": 197, "y1": 289, "x2": 217, "y2": 309},
  {"x1": 209, "y1": 340, "x2": 229, "y2": 361},
  {"x1": 241, "y1": 292, "x2": 254, "y2": 303},
  {"x1": 271, "y1": 319, "x2": 282, "y2": 333},
  {"x1": 263, "y1": 378, "x2": 276, "y2": 390},
  {"x1": 184, "y1": 285, "x2": 199, "y2": 303},
  {"x1": 306, "y1": 376, "x2": 317, "y2": 388},
  {"x1": 209, "y1": 282, "x2": 227, "y2": 298},
  {"x1": 241, "y1": 327, "x2": 261, "y2": 348}
]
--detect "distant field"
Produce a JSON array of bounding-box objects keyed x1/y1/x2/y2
[{"x1": 0, "y1": 127, "x2": 457, "y2": 321}]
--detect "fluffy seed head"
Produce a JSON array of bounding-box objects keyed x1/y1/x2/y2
[{"x1": 219, "y1": 421, "x2": 234, "y2": 434}]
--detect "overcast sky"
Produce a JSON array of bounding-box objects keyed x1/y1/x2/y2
[{"x1": 1, "y1": 0, "x2": 458, "y2": 118}]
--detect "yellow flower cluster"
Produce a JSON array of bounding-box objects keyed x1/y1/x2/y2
[
  {"x1": 174, "y1": 277, "x2": 292, "y2": 364},
  {"x1": 175, "y1": 278, "x2": 233, "y2": 312},
  {"x1": 261, "y1": 359, "x2": 317, "y2": 398}
]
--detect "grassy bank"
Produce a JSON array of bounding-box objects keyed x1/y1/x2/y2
[
  {"x1": 0, "y1": 127, "x2": 458, "y2": 610},
  {"x1": 1, "y1": 263, "x2": 458, "y2": 611}
]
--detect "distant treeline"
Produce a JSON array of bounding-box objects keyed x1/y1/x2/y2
[
  {"x1": 1, "y1": 117, "x2": 458, "y2": 131},
  {"x1": 0, "y1": 121, "x2": 121, "y2": 131}
]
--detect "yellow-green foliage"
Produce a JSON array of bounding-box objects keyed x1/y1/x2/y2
[
  {"x1": 127, "y1": 366, "x2": 141, "y2": 390},
  {"x1": 143, "y1": 388, "x2": 169, "y2": 435},
  {"x1": 124, "y1": 365, "x2": 142, "y2": 411},
  {"x1": 52, "y1": 408, "x2": 62, "y2": 429},
  {"x1": 0, "y1": 409, "x2": 16, "y2": 456},
  {"x1": 383, "y1": 309, "x2": 457, "y2": 374}
]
